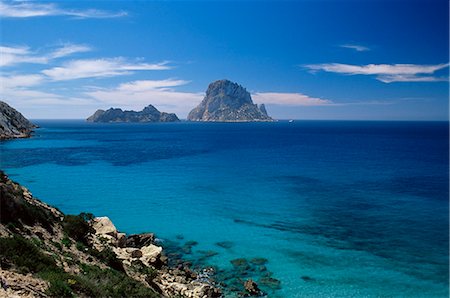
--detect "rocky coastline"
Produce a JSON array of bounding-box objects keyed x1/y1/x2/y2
[
  {"x1": 0, "y1": 171, "x2": 221, "y2": 297},
  {"x1": 0, "y1": 171, "x2": 281, "y2": 297},
  {"x1": 0, "y1": 101, "x2": 36, "y2": 140}
]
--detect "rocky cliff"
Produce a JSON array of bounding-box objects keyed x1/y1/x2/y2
[
  {"x1": 87, "y1": 105, "x2": 179, "y2": 123},
  {"x1": 0, "y1": 101, "x2": 36, "y2": 140},
  {"x1": 187, "y1": 80, "x2": 273, "y2": 122}
]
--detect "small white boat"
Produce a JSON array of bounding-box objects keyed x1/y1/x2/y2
[{"x1": 289, "y1": 120, "x2": 294, "y2": 123}]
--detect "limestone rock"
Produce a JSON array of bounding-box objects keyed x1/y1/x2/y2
[
  {"x1": 86, "y1": 104, "x2": 179, "y2": 123},
  {"x1": 92, "y1": 217, "x2": 117, "y2": 237},
  {"x1": 0, "y1": 101, "x2": 36, "y2": 140},
  {"x1": 141, "y1": 244, "x2": 163, "y2": 263},
  {"x1": 187, "y1": 80, "x2": 273, "y2": 122},
  {"x1": 244, "y1": 279, "x2": 261, "y2": 296}
]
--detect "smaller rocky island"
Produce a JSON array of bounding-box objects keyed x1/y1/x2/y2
[
  {"x1": 0, "y1": 101, "x2": 36, "y2": 140},
  {"x1": 87, "y1": 105, "x2": 179, "y2": 123},
  {"x1": 188, "y1": 80, "x2": 273, "y2": 122}
]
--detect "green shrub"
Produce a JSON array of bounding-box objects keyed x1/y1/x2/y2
[
  {"x1": 62, "y1": 213, "x2": 94, "y2": 244},
  {"x1": 78, "y1": 264, "x2": 158, "y2": 297},
  {"x1": 61, "y1": 236, "x2": 72, "y2": 248},
  {"x1": 0, "y1": 186, "x2": 55, "y2": 232},
  {"x1": 0, "y1": 235, "x2": 58, "y2": 274},
  {"x1": 89, "y1": 247, "x2": 125, "y2": 272},
  {"x1": 76, "y1": 241, "x2": 86, "y2": 251}
]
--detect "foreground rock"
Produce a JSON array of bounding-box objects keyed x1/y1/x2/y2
[
  {"x1": 187, "y1": 80, "x2": 273, "y2": 122},
  {"x1": 87, "y1": 104, "x2": 180, "y2": 123},
  {"x1": 0, "y1": 171, "x2": 221, "y2": 297},
  {"x1": 0, "y1": 101, "x2": 36, "y2": 140}
]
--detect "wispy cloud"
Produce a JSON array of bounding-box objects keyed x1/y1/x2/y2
[
  {"x1": 305, "y1": 62, "x2": 449, "y2": 83},
  {"x1": 340, "y1": 44, "x2": 370, "y2": 52},
  {"x1": 252, "y1": 92, "x2": 332, "y2": 106},
  {"x1": 42, "y1": 58, "x2": 172, "y2": 81},
  {"x1": 0, "y1": 43, "x2": 92, "y2": 67},
  {"x1": 0, "y1": 74, "x2": 45, "y2": 88},
  {"x1": 0, "y1": 1, "x2": 127, "y2": 18},
  {"x1": 117, "y1": 79, "x2": 190, "y2": 92},
  {"x1": 0, "y1": 45, "x2": 47, "y2": 66},
  {"x1": 49, "y1": 44, "x2": 92, "y2": 59}
]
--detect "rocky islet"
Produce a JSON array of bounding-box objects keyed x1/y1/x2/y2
[{"x1": 187, "y1": 80, "x2": 273, "y2": 122}]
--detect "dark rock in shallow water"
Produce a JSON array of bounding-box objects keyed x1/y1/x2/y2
[
  {"x1": 0, "y1": 101, "x2": 36, "y2": 140},
  {"x1": 86, "y1": 104, "x2": 179, "y2": 123},
  {"x1": 215, "y1": 241, "x2": 234, "y2": 249},
  {"x1": 301, "y1": 275, "x2": 316, "y2": 282},
  {"x1": 181, "y1": 240, "x2": 198, "y2": 254},
  {"x1": 198, "y1": 250, "x2": 219, "y2": 258},
  {"x1": 187, "y1": 79, "x2": 273, "y2": 122},
  {"x1": 230, "y1": 258, "x2": 250, "y2": 271},
  {"x1": 258, "y1": 277, "x2": 281, "y2": 290},
  {"x1": 250, "y1": 257, "x2": 268, "y2": 265}
]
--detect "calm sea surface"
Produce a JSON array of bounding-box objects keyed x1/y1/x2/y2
[{"x1": 1, "y1": 120, "x2": 448, "y2": 297}]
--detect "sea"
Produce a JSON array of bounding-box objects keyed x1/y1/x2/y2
[{"x1": 0, "y1": 120, "x2": 448, "y2": 297}]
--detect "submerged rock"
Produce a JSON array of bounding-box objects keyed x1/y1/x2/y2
[
  {"x1": 187, "y1": 80, "x2": 273, "y2": 122},
  {"x1": 258, "y1": 277, "x2": 281, "y2": 290},
  {"x1": 301, "y1": 275, "x2": 316, "y2": 282},
  {"x1": 86, "y1": 104, "x2": 179, "y2": 123},
  {"x1": 249, "y1": 257, "x2": 268, "y2": 265},
  {"x1": 215, "y1": 241, "x2": 234, "y2": 249}
]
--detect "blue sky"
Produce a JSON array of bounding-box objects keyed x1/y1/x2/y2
[{"x1": 1, "y1": 0, "x2": 448, "y2": 120}]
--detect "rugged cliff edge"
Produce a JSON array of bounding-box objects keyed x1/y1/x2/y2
[
  {"x1": 0, "y1": 171, "x2": 221, "y2": 298},
  {"x1": 187, "y1": 80, "x2": 272, "y2": 122},
  {"x1": 0, "y1": 101, "x2": 36, "y2": 140},
  {"x1": 87, "y1": 105, "x2": 179, "y2": 123}
]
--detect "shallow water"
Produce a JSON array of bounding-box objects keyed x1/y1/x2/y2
[{"x1": 1, "y1": 120, "x2": 448, "y2": 297}]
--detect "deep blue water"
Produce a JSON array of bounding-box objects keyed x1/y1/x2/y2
[{"x1": 1, "y1": 120, "x2": 448, "y2": 297}]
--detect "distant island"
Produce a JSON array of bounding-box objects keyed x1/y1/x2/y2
[
  {"x1": 188, "y1": 79, "x2": 273, "y2": 122},
  {"x1": 87, "y1": 105, "x2": 179, "y2": 123},
  {"x1": 0, "y1": 101, "x2": 36, "y2": 140}
]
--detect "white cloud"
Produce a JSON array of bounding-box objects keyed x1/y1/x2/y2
[
  {"x1": 340, "y1": 44, "x2": 370, "y2": 52},
  {"x1": 49, "y1": 44, "x2": 92, "y2": 59},
  {"x1": 252, "y1": 92, "x2": 332, "y2": 106},
  {"x1": 305, "y1": 63, "x2": 449, "y2": 83},
  {"x1": 376, "y1": 74, "x2": 448, "y2": 83},
  {"x1": 0, "y1": 45, "x2": 47, "y2": 66},
  {"x1": 0, "y1": 74, "x2": 45, "y2": 88},
  {"x1": 42, "y1": 58, "x2": 172, "y2": 81},
  {"x1": 0, "y1": 43, "x2": 92, "y2": 67},
  {"x1": 117, "y1": 79, "x2": 190, "y2": 92},
  {"x1": 0, "y1": 1, "x2": 127, "y2": 18}
]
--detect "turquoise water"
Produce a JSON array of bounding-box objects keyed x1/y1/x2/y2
[{"x1": 1, "y1": 120, "x2": 448, "y2": 297}]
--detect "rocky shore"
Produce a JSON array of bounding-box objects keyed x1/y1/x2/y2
[
  {"x1": 0, "y1": 171, "x2": 281, "y2": 297},
  {"x1": 0, "y1": 171, "x2": 221, "y2": 297},
  {"x1": 0, "y1": 101, "x2": 36, "y2": 140}
]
